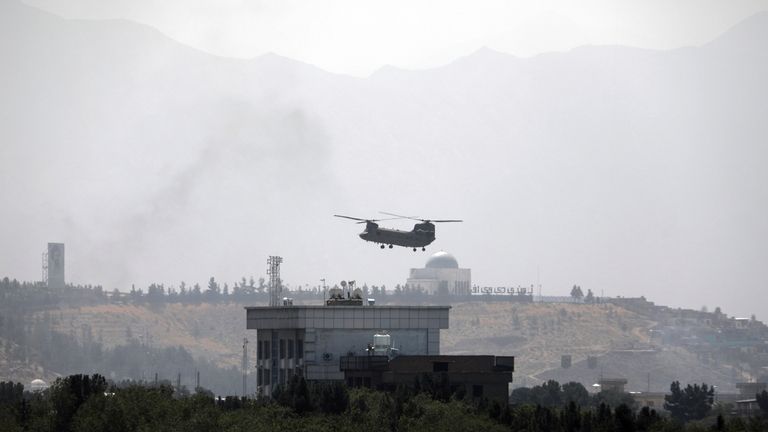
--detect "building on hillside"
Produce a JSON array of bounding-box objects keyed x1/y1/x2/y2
[
  {"x1": 30, "y1": 379, "x2": 49, "y2": 392},
  {"x1": 405, "y1": 251, "x2": 471, "y2": 295},
  {"x1": 736, "y1": 382, "x2": 767, "y2": 397},
  {"x1": 632, "y1": 392, "x2": 667, "y2": 411},
  {"x1": 339, "y1": 354, "x2": 515, "y2": 405},
  {"x1": 246, "y1": 297, "x2": 450, "y2": 395},
  {"x1": 598, "y1": 378, "x2": 628, "y2": 393}
]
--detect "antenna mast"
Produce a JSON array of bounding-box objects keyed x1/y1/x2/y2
[{"x1": 267, "y1": 256, "x2": 283, "y2": 306}]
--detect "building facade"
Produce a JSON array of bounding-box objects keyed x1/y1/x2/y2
[
  {"x1": 246, "y1": 305, "x2": 450, "y2": 395},
  {"x1": 340, "y1": 354, "x2": 515, "y2": 404}
]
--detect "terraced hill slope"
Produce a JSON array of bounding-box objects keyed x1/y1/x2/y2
[
  {"x1": 21, "y1": 300, "x2": 739, "y2": 393},
  {"x1": 41, "y1": 301, "x2": 648, "y2": 372}
]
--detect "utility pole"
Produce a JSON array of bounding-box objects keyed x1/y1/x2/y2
[{"x1": 242, "y1": 337, "x2": 249, "y2": 397}]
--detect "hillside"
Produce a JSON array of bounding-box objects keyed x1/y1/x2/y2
[
  {"x1": 44, "y1": 302, "x2": 254, "y2": 368},
  {"x1": 25, "y1": 300, "x2": 732, "y2": 391},
  {"x1": 42, "y1": 301, "x2": 652, "y2": 370},
  {"x1": 442, "y1": 302, "x2": 655, "y2": 378}
]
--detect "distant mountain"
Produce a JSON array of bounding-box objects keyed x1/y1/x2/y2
[{"x1": 1, "y1": 1, "x2": 767, "y2": 321}]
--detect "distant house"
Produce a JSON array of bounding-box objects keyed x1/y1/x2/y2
[
  {"x1": 632, "y1": 391, "x2": 667, "y2": 411},
  {"x1": 598, "y1": 378, "x2": 628, "y2": 393}
]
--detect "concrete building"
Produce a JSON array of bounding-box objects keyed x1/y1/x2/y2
[
  {"x1": 340, "y1": 354, "x2": 515, "y2": 405},
  {"x1": 736, "y1": 382, "x2": 767, "y2": 398},
  {"x1": 246, "y1": 303, "x2": 450, "y2": 395},
  {"x1": 405, "y1": 251, "x2": 471, "y2": 295},
  {"x1": 46, "y1": 243, "x2": 65, "y2": 289}
]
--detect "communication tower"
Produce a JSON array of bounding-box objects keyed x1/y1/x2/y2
[
  {"x1": 41, "y1": 251, "x2": 48, "y2": 284},
  {"x1": 267, "y1": 256, "x2": 283, "y2": 307}
]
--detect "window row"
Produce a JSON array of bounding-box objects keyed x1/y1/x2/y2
[
  {"x1": 257, "y1": 339, "x2": 303, "y2": 360},
  {"x1": 257, "y1": 367, "x2": 304, "y2": 386}
]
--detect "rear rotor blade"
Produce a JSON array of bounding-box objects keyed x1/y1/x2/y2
[
  {"x1": 379, "y1": 211, "x2": 420, "y2": 221},
  {"x1": 431, "y1": 219, "x2": 463, "y2": 223}
]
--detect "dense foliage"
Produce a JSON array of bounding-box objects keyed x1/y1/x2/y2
[
  {"x1": 510, "y1": 380, "x2": 634, "y2": 410},
  {"x1": 664, "y1": 381, "x2": 714, "y2": 422},
  {"x1": 4, "y1": 375, "x2": 765, "y2": 432}
]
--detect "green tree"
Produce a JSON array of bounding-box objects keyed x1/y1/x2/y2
[
  {"x1": 206, "y1": 277, "x2": 220, "y2": 301},
  {"x1": 570, "y1": 285, "x2": 584, "y2": 299},
  {"x1": 663, "y1": 381, "x2": 714, "y2": 423},
  {"x1": 50, "y1": 374, "x2": 108, "y2": 432},
  {"x1": 533, "y1": 380, "x2": 562, "y2": 407},
  {"x1": 757, "y1": 390, "x2": 768, "y2": 417},
  {"x1": 312, "y1": 381, "x2": 349, "y2": 415},
  {"x1": 585, "y1": 289, "x2": 595, "y2": 303},
  {"x1": 593, "y1": 388, "x2": 636, "y2": 410},
  {"x1": 562, "y1": 381, "x2": 590, "y2": 406}
]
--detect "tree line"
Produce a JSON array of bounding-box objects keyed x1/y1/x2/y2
[{"x1": 2, "y1": 374, "x2": 768, "y2": 432}]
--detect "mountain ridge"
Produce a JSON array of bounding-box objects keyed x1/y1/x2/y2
[{"x1": 1, "y1": 1, "x2": 766, "y2": 322}]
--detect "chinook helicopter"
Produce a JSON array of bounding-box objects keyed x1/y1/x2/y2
[{"x1": 334, "y1": 212, "x2": 462, "y2": 251}]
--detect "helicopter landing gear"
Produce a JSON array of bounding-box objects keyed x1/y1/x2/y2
[
  {"x1": 389, "y1": 244, "x2": 393, "y2": 249},
  {"x1": 380, "y1": 244, "x2": 385, "y2": 249},
  {"x1": 422, "y1": 247, "x2": 426, "y2": 251},
  {"x1": 413, "y1": 248, "x2": 417, "y2": 252}
]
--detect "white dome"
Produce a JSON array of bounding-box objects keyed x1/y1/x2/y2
[
  {"x1": 425, "y1": 251, "x2": 459, "y2": 269},
  {"x1": 30, "y1": 379, "x2": 48, "y2": 391}
]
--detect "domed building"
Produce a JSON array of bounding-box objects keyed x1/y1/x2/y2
[
  {"x1": 405, "y1": 251, "x2": 471, "y2": 295},
  {"x1": 30, "y1": 379, "x2": 49, "y2": 392}
]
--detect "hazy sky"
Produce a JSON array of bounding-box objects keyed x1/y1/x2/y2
[
  {"x1": 3, "y1": 1, "x2": 767, "y2": 321},
  {"x1": 24, "y1": 0, "x2": 768, "y2": 76}
]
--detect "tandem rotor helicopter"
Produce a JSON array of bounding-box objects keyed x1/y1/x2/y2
[{"x1": 334, "y1": 212, "x2": 462, "y2": 251}]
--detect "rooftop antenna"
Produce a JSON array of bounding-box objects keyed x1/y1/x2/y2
[
  {"x1": 537, "y1": 266, "x2": 541, "y2": 299},
  {"x1": 267, "y1": 256, "x2": 283, "y2": 307},
  {"x1": 321, "y1": 278, "x2": 327, "y2": 302}
]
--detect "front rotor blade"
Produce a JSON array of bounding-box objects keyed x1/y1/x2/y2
[
  {"x1": 431, "y1": 219, "x2": 463, "y2": 223},
  {"x1": 334, "y1": 214, "x2": 367, "y2": 222}
]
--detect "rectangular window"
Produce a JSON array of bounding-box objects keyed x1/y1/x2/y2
[
  {"x1": 264, "y1": 369, "x2": 270, "y2": 385},
  {"x1": 257, "y1": 341, "x2": 262, "y2": 360},
  {"x1": 263, "y1": 341, "x2": 270, "y2": 359},
  {"x1": 297, "y1": 340, "x2": 304, "y2": 359},
  {"x1": 279, "y1": 368, "x2": 286, "y2": 385},
  {"x1": 473, "y1": 385, "x2": 483, "y2": 398},
  {"x1": 257, "y1": 367, "x2": 262, "y2": 385},
  {"x1": 288, "y1": 340, "x2": 294, "y2": 359},
  {"x1": 280, "y1": 339, "x2": 286, "y2": 359},
  {"x1": 433, "y1": 362, "x2": 449, "y2": 372}
]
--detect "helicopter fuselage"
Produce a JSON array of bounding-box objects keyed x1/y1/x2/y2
[{"x1": 359, "y1": 221, "x2": 435, "y2": 248}]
